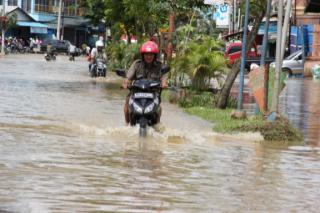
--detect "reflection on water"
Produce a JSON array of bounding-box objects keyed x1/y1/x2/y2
[
  {"x1": 0, "y1": 55, "x2": 320, "y2": 212},
  {"x1": 280, "y1": 79, "x2": 320, "y2": 145}
]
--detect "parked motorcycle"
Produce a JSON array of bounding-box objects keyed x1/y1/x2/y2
[
  {"x1": 91, "y1": 58, "x2": 107, "y2": 77},
  {"x1": 116, "y1": 66, "x2": 170, "y2": 136}
]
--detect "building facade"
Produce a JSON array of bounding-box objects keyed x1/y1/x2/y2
[
  {"x1": 1, "y1": 0, "x2": 93, "y2": 46},
  {"x1": 292, "y1": 0, "x2": 320, "y2": 76}
]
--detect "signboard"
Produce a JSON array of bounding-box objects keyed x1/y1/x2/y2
[
  {"x1": 31, "y1": 27, "x2": 48, "y2": 34},
  {"x1": 213, "y1": 3, "x2": 230, "y2": 29}
]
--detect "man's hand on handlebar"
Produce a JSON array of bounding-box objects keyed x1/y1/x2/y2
[
  {"x1": 122, "y1": 79, "x2": 131, "y2": 89},
  {"x1": 161, "y1": 79, "x2": 168, "y2": 89}
]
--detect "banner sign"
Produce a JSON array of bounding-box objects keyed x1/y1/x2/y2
[
  {"x1": 31, "y1": 27, "x2": 48, "y2": 34},
  {"x1": 213, "y1": 3, "x2": 230, "y2": 29}
]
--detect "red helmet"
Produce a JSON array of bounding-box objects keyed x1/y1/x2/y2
[{"x1": 140, "y1": 41, "x2": 159, "y2": 54}]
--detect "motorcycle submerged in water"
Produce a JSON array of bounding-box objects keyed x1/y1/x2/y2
[
  {"x1": 90, "y1": 58, "x2": 107, "y2": 77},
  {"x1": 116, "y1": 66, "x2": 170, "y2": 136}
]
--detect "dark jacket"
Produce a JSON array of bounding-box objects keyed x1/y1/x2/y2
[{"x1": 127, "y1": 59, "x2": 163, "y2": 81}]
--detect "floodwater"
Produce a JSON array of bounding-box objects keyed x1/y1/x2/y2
[
  {"x1": 280, "y1": 78, "x2": 320, "y2": 145},
  {"x1": 0, "y1": 54, "x2": 319, "y2": 212}
]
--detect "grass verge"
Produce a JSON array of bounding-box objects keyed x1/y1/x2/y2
[{"x1": 184, "y1": 107, "x2": 303, "y2": 142}]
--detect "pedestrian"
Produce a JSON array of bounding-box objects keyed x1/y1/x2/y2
[{"x1": 69, "y1": 43, "x2": 76, "y2": 61}]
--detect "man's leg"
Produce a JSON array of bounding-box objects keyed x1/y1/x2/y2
[
  {"x1": 124, "y1": 95, "x2": 130, "y2": 125},
  {"x1": 157, "y1": 106, "x2": 162, "y2": 123}
]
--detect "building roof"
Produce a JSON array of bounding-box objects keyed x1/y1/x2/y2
[
  {"x1": 0, "y1": 6, "x2": 18, "y2": 13},
  {"x1": 1, "y1": 6, "x2": 36, "y2": 22}
]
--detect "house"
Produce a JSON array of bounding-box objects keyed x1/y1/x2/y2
[{"x1": 0, "y1": 6, "x2": 48, "y2": 40}]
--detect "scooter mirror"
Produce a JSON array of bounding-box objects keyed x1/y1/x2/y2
[
  {"x1": 161, "y1": 65, "x2": 170, "y2": 75},
  {"x1": 115, "y1": 69, "x2": 126, "y2": 78}
]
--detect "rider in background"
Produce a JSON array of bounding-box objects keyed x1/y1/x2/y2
[
  {"x1": 47, "y1": 42, "x2": 54, "y2": 57},
  {"x1": 89, "y1": 40, "x2": 107, "y2": 73}
]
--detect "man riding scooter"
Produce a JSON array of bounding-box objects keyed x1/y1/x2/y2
[
  {"x1": 122, "y1": 40, "x2": 168, "y2": 126},
  {"x1": 89, "y1": 40, "x2": 107, "y2": 77}
]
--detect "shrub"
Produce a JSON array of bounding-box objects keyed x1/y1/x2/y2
[
  {"x1": 107, "y1": 42, "x2": 141, "y2": 71},
  {"x1": 177, "y1": 90, "x2": 237, "y2": 109}
]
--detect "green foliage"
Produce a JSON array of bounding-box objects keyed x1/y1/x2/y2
[
  {"x1": 0, "y1": 13, "x2": 17, "y2": 31},
  {"x1": 156, "y1": 0, "x2": 208, "y2": 12},
  {"x1": 176, "y1": 90, "x2": 237, "y2": 108},
  {"x1": 184, "y1": 107, "x2": 303, "y2": 142},
  {"x1": 81, "y1": 0, "x2": 207, "y2": 41},
  {"x1": 107, "y1": 41, "x2": 141, "y2": 70},
  {"x1": 171, "y1": 35, "x2": 228, "y2": 90},
  {"x1": 237, "y1": 0, "x2": 267, "y2": 21},
  {"x1": 178, "y1": 91, "x2": 215, "y2": 108}
]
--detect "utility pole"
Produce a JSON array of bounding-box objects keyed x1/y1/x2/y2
[
  {"x1": 1, "y1": 0, "x2": 6, "y2": 56},
  {"x1": 260, "y1": 0, "x2": 272, "y2": 113},
  {"x1": 237, "y1": 0, "x2": 250, "y2": 110},
  {"x1": 56, "y1": 0, "x2": 62, "y2": 40},
  {"x1": 61, "y1": 1, "x2": 65, "y2": 40},
  {"x1": 270, "y1": 0, "x2": 284, "y2": 114},
  {"x1": 260, "y1": 0, "x2": 272, "y2": 66},
  {"x1": 281, "y1": 0, "x2": 292, "y2": 60},
  {"x1": 233, "y1": 0, "x2": 237, "y2": 33}
]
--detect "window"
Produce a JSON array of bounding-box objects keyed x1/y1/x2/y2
[
  {"x1": 35, "y1": 0, "x2": 55, "y2": 13},
  {"x1": 228, "y1": 46, "x2": 242, "y2": 54},
  {"x1": 296, "y1": 54, "x2": 302, "y2": 61},
  {"x1": 22, "y1": 0, "x2": 32, "y2": 12},
  {"x1": 64, "y1": 0, "x2": 76, "y2": 16},
  {"x1": 8, "y1": 0, "x2": 18, "y2": 6}
]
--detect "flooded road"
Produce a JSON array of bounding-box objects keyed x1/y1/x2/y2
[{"x1": 1, "y1": 54, "x2": 320, "y2": 212}]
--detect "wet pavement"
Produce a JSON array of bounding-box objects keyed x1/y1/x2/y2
[{"x1": 0, "y1": 54, "x2": 320, "y2": 212}]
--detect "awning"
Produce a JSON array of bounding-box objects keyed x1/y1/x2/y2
[{"x1": 16, "y1": 21, "x2": 48, "y2": 34}]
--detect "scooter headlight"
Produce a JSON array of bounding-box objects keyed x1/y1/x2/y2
[
  {"x1": 144, "y1": 103, "x2": 155, "y2": 114},
  {"x1": 133, "y1": 102, "x2": 143, "y2": 114}
]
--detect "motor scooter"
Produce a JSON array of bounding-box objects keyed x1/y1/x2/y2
[{"x1": 116, "y1": 65, "x2": 170, "y2": 136}]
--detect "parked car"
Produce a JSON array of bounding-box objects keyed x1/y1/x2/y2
[
  {"x1": 40, "y1": 39, "x2": 71, "y2": 54},
  {"x1": 224, "y1": 42, "x2": 258, "y2": 65},
  {"x1": 270, "y1": 50, "x2": 303, "y2": 75}
]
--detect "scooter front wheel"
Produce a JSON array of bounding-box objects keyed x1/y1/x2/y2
[
  {"x1": 139, "y1": 127, "x2": 147, "y2": 137},
  {"x1": 139, "y1": 118, "x2": 148, "y2": 137}
]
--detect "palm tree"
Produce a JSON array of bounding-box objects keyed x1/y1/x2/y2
[{"x1": 171, "y1": 36, "x2": 228, "y2": 91}]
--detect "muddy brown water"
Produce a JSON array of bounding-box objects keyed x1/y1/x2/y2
[{"x1": 0, "y1": 55, "x2": 319, "y2": 212}]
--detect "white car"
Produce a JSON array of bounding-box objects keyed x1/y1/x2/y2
[{"x1": 270, "y1": 50, "x2": 303, "y2": 75}]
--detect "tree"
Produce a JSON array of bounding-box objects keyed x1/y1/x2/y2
[
  {"x1": 216, "y1": 0, "x2": 267, "y2": 109},
  {"x1": 80, "y1": 0, "x2": 207, "y2": 42},
  {"x1": 81, "y1": 0, "x2": 167, "y2": 42}
]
